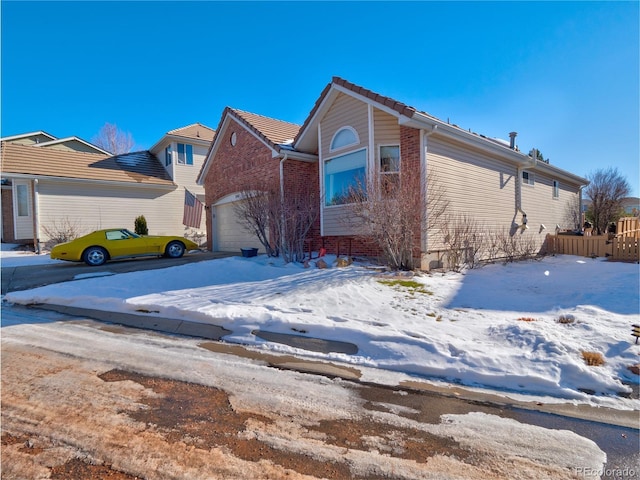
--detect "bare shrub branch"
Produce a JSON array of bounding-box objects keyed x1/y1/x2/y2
[
  {"x1": 234, "y1": 182, "x2": 280, "y2": 257},
  {"x1": 346, "y1": 171, "x2": 448, "y2": 270},
  {"x1": 234, "y1": 178, "x2": 319, "y2": 263},
  {"x1": 41, "y1": 217, "x2": 83, "y2": 249},
  {"x1": 440, "y1": 213, "x2": 487, "y2": 271}
]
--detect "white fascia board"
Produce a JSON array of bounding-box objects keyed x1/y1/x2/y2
[
  {"x1": 294, "y1": 87, "x2": 341, "y2": 152},
  {"x1": 279, "y1": 150, "x2": 318, "y2": 162},
  {"x1": 150, "y1": 134, "x2": 212, "y2": 153},
  {"x1": 198, "y1": 112, "x2": 279, "y2": 183},
  {"x1": 35, "y1": 137, "x2": 111, "y2": 155},
  {"x1": 0, "y1": 131, "x2": 57, "y2": 142},
  {"x1": 3, "y1": 173, "x2": 176, "y2": 190},
  {"x1": 531, "y1": 160, "x2": 589, "y2": 186},
  {"x1": 197, "y1": 115, "x2": 232, "y2": 185}
]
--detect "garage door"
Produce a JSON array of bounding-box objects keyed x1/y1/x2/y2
[{"x1": 213, "y1": 201, "x2": 265, "y2": 253}]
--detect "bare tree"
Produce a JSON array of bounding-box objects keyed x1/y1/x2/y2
[
  {"x1": 563, "y1": 195, "x2": 582, "y2": 231},
  {"x1": 234, "y1": 182, "x2": 280, "y2": 257},
  {"x1": 234, "y1": 179, "x2": 319, "y2": 262},
  {"x1": 347, "y1": 170, "x2": 448, "y2": 270},
  {"x1": 92, "y1": 123, "x2": 136, "y2": 154},
  {"x1": 584, "y1": 167, "x2": 630, "y2": 234}
]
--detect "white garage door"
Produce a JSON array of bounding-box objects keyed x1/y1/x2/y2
[{"x1": 214, "y1": 201, "x2": 265, "y2": 253}]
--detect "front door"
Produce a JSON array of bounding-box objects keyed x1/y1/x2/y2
[{"x1": 12, "y1": 180, "x2": 34, "y2": 241}]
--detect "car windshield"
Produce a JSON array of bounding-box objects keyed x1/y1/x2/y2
[{"x1": 122, "y1": 229, "x2": 140, "y2": 238}]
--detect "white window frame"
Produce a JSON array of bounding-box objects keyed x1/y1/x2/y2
[
  {"x1": 330, "y1": 126, "x2": 359, "y2": 152},
  {"x1": 522, "y1": 170, "x2": 534, "y2": 186},
  {"x1": 176, "y1": 143, "x2": 194, "y2": 166},
  {"x1": 324, "y1": 147, "x2": 367, "y2": 207},
  {"x1": 378, "y1": 144, "x2": 400, "y2": 197},
  {"x1": 553, "y1": 180, "x2": 560, "y2": 198}
]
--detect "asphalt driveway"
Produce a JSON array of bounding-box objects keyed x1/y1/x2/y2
[{"x1": 1, "y1": 250, "x2": 234, "y2": 295}]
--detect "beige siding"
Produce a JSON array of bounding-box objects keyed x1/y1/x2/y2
[
  {"x1": 428, "y1": 138, "x2": 518, "y2": 225},
  {"x1": 373, "y1": 108, "x2": 400, "y2": 147},
  {"x1": 36, "y1": 181, "x2": 187, "y2": 242},
  {"x1": 171, "y1": 143, "x2": 207, "y2": 196},
  {"x1": 320, "y1": 93, "x2": 369, "y2": 155},
  {"x1": 320, "y1": 93, "x2": 369, "y2": 236},
  {"x1": 521, "y1": 172, "x2": 580, "y2": 232},
  {"x1": 40, "y1": 141, "x2": 101, "y2": 154}
]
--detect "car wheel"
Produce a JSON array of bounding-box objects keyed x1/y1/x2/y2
[
  {"x1": 165, "y1": 241, "x2": 185, "y2": 258},
  {"x1": 83, "y1": 246, "x2": 108, "y2": 266}
]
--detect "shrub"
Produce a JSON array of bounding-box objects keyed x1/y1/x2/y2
[
  {"x1": 517, "y1": 317, "x2": 536, "y2": 322},
  {"x1": 581, "y1": 351, "x2": 605, "y2": 366},
  {"x1": 134, "y1": 215, "x2": 148, "y2": 235},
  {"x1": 42, "y1": 217, "x2": 82, "y2": 249}
]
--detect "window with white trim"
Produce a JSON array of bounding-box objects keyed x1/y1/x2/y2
[
  {"x1": 177, "y1": 143, "x2": 193, "y2": 165},
  {"x1": 16, "y1": 184, "x2": 29, "y2": 216},
  {"x1": 330, "y1": 127, "x2": 359, "y2": 151},
  {"x1": 324, "y1": 149, "x2": 366, "y2": 206},
  {"x1": 165, "y1": 145, "x2": 172, "y2": 166},
  {"x1": 379, "y1": 145, "x2": 400, "y2": 197},
  {"x1": 522, "y1": 170, "x2": 534, "y2": 186},
  {"x1": 553, "y1": 180, "x2": 560, "y2": 198}
]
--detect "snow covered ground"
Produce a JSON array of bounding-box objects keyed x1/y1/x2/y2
[{"x1": 3, "y1": 245, "x2": 639, "y2": 411}]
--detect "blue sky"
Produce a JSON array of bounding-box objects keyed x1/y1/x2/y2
[{"x1": 2, "y1": 1, "x2": 638, "y2": 196}]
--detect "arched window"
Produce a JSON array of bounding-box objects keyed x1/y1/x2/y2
[{"x1": 330, "y1": 126, "x2": 359, "y2": 151}]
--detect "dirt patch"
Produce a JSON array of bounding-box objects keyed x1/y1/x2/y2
[
  {"x1": 98, "y1": 369, "x2": 357, "y2": 479},
  {"x1": 50, "y1": 458, "x2": 141, "y2": 480},
  {"x1": 1, "y1": 432, "x2": 45, "y2": 456}
]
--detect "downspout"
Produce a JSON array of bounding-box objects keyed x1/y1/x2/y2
[
  {"x1": 33, "y1": 179, "x2": 41, "y2": 254},
  {"x1": 421, "y1": 124, "x2": 438, "y2": 255},
  {"x1": 279, "y1": 152, "x2": 288, "y2": 258}
]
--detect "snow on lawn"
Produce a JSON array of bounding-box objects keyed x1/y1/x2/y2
[
  {"x1": 1, "y1": 243, "x2": 62, "y2": 267},
  {"x1": 4, "y1": 253, "x2": 640, "y2": 410}
]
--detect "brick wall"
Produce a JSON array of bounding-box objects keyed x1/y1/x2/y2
[{"x1": 1, "y1": 188, "x2": 15, "y2": 242}]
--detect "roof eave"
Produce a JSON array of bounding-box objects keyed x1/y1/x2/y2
[{"x1": 2, "y1": 172, "x2": 176, "y2": 189}]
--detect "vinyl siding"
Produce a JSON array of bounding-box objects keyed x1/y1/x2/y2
[
  {"x1": 39, "y1": 141, "x2": 102, "y2": 154},
  {"x1": 170, "y1": 143, "x2": 208, "y2": 196},
  {"x1": 320, "y1": 93, "x2": 369, "y2": 236},
  {"x1": 427, "y1": 138, "x2": 519, "y2": 251},
  {"x1": 521, "y1": 172, "x2": 580, "y2": 232},
  {"x1": 36, "y1": 180, "x2": 186, "y2": 241},
  {"x1": 428, "y1": 138, "x2": 518, "y2": 224},
  {"x1": 373, "y1": 108, "x2": 400, "y2": 147}
]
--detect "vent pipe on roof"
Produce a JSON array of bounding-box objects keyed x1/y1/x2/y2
[{"x1": 509, "y1": 132, "x2": 517, "y2": 150}]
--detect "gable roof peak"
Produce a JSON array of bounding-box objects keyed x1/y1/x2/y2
[{"x1": 228, "y1": 108, "x2": 301, "y2": 146}]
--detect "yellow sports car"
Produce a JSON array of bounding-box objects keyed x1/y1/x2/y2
[{"x1": 50, "y1": 229, "x2": 200, "y2": 266}]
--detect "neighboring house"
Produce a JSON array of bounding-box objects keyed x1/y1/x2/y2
[
  {"x1": 199, "y1": 77, "x2": 588, "y2": 269},
  {"x1": 582, "y1": 197, "x2": 640, "y2": 217},
  {"x1": 1, "y1": 124, "x2": 214, "y2": 248}
]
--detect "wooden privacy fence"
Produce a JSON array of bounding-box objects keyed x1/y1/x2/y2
[{"x1": 546, "y1": 217, "x2": 639, "y2": 262}]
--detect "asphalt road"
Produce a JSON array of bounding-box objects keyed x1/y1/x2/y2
[{"x1": 1, "y1": 251, "x2": 233, "y2": 295}]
